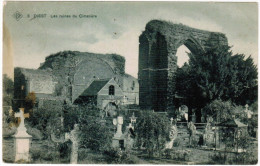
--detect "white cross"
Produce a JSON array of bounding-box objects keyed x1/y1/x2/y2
[{"x1": 15, "y1": 108, "x2": 29, "y2": 128}]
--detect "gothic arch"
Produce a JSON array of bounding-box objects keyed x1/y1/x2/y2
[
  {"x1": 175, "y1": 36, "x2": 205, "y2": 54},
  {"x1": 138, "y1": 20, "x2": 228, "y2": 112}
]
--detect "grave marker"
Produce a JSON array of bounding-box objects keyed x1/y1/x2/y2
[
  {"x1": 112, "y1": 115, "x2": 124, "y2": 148},
  {"x1": 13, "y1": 108, "x2": 32, "y2": 162},
  {"x1": 51, "y1": 123, "x2": 80, "y2": 164}
]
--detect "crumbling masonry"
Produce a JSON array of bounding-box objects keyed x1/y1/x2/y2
[{"x1": 138, "y1": 20, "x2": 228, "y2": 112}]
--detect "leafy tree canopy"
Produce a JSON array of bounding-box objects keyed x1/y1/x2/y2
[{"x1": 176, "y1": 45, "x2": 258, "y2": 110}]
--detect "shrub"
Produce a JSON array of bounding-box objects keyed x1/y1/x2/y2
[
  {"x1": 27, "y1": 107, "x2": 62, "y2": 139},
  {"x1": 62, "y1": 103, "x2": 113, "y2": 152},
  {"x1": 209, "y1": 152, "x2": 226, "y2": 164},
  {"x1": 135, "y1": 110, "x2": 171, "y2": 157},
  {"x1": 41, "y1": 151, "x2": 60, "y2": 161},
  {"x1": 30, "y1": 148, "x2": 42, "y2": 161},
  {"x1": 103, "y1": 147, "x2": 137, "y2": 164},
  {"x1": 58, "y1": 142, "x2": 71, "y2": 159},
  {"x1": 26, "y1": 126, "x2": 44, "y2": 140},
  {"x1": 25, "y1": 92, "x2": 36, "y2": 110},
  {"x1": 173, "y1": 137, "x2": 181, "y2": 147},
  {"x1": 201, "y1": 100, "x2": 235, "y2": 123},
  {"x1": 162, "y1": 149, "x2": 190, "y2": 161}
]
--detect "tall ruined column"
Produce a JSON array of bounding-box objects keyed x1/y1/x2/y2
[
  {"x1": 138, "y1": 33, "x2": 152, "y2": 110},
  {"x1": 166, "y1": 47, "x2": 178, "y2": 113}
]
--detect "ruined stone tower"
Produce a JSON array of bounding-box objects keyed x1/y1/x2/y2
[{"x1": 138, "y1": 20, "x2": 228, "y2": 112}]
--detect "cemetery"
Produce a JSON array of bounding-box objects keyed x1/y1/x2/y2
[
  {"x1": 2, "y1": 101, "x2": 258, "y2": 164},
  {"x1": 2, "y1": 19, "x2": 258, "y2": 164}
]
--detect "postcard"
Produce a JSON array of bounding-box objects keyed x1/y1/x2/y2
[{"x1": 2, "y1": 1, "x2": 258, "y2": 164}]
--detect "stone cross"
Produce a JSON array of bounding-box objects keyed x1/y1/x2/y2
[
  {"x1": 13, "y1": 108, "x2": 32, "y2": 162},
  {"x1": 112, "y1": 116, "x2": 124, "y2": 148},
  {"x1": 187, "y1": 121, "x2": 196, "y2": 147},
  {"x1": 165, "y1": 124, "x2": 178, "y2": 149},
  {"x1": 15, "y1": 108, "x2": 29, "y2": 128},
  {"x1": 65, "y1": 124, "x2": 80, "y2": 164},
  {"x1": 114, "y1": 116, "x2": 123, "y2": 138},
  {"x1": 51, "y1": 124, "x2": 80, "y2": 164}
]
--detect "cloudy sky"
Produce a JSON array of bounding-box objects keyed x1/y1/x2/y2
[{"x1": 3, "y1": 2, "x2": 258, "y2": 77}]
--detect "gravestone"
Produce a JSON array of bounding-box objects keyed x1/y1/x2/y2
[
  {"x1": 165, "y1": 118, "x2": 178, "y2": 149},
  {"x1": 187, "y1": 121, "x2": 197, "y2": 147},
  {"x1": 65, "y1": 124, "x2": 80, "y2": 164},
  {"x1": 203, "y1": 117, "x2": 214, "y2": 146},
  {"x1": 123, "y1": 123, "x2": 135, "y2": 150},
  {"x1": 112, "y1": 116, "x2": 124, "y2": 148},
  {"x1": 51, "y1": 123, "x2": 80, "y2": 164},
  {"x1": 13, "y1": 108, "x2": 32, "y2": 162},
  {"x1": 122, "y1": 113, "x2": 137, "y2": 150},
  {"x1": 244, "y1": 104, "x2": 253, "y2": 119}
]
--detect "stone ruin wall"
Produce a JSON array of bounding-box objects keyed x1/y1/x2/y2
[
  {"x1": 138, "y1": 20, "x2": 228, "y2": 112},
  {"x1": 14, "y1": 68, "x2": 55, "y2": 99},
  {"x1": 39, "y1": 51, "x2": 126, "y2": 102}
]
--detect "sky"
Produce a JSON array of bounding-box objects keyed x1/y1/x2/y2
[{"x1": 3, "y1": 2, "x2": 258, "y2": 78}]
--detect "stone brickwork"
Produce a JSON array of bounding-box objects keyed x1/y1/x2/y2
[
  {"x1": 39, "y1": 51, "x2": 125, "y2": 102},
  {"x1": 14, "y1": 51, "x2": 139, "y2": 108},
  {"x1": 14, "y1": 68, "x2": 56, "y2": 100},
  {"x1": 122, "y1": 74, "x2": 139, "y2": 105},
  {"x1": 138, "y1": 20, "x2": 228, "y2": 112}
]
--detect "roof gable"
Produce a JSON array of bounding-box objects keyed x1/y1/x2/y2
[{"x1": 97, "y1": 78, "x2": 124, "y2": 96}]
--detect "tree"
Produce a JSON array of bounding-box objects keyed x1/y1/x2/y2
[
  {"x1": 25, "y1": 91, "x2": 37, "y2": 110},
  {"x1": 135, "y1": 110, "x2": 170, "y2": 157},
  {"x1": 63, "y1": 103, "x2": 113, "y2": 151},
  {"x1": 176, "y1": 45, "x2": 258, "y2": 113},
  {"x1": 3, "y1": 74, "x2": 13, "y2": 106},
  {"x1": 224, "y1": 54, "x2": 258, "y2": 105},
  {"x1": 201, "y1": 100, "x2": 234, "y2": 123}
]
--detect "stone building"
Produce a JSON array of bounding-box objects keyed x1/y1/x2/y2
[
  {"x1": 14, "y1": 51, "x2": 139, "y2": 110},
  {"x1": 13, "y1": 68, "x2": 56, "y2": 108},
  {"x1": 138, "y1": 20, "x2": 228, "y2": 112},
  {"x1": 74, "y1": 78, "x2": 124, "y2": 110}
]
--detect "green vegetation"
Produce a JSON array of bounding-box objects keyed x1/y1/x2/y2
[
  {"x1": 135, "y1": 110, "x2": 171, "y2": 157},
  {"x1": 176, "y1": 45, "x2": 258, "y2": 119},
  {"x1": 3, "y1": 74, "x2": 14, "y2": 106}
]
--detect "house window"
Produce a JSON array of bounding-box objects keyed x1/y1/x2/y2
[{"x1": 109, "y1": 85, "x2": 115, "y2": 95}]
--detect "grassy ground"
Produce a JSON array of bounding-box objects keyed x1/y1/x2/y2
[{"x1": 3, "y1": 136, "x2": 258, "y2": 164}]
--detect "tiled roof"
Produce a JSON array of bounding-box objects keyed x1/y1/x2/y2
[{"x1": 79, "y1": 79, "x2": 110, "y2": 96}]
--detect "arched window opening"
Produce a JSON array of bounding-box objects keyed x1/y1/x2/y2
[
  {"x1": 176, "y1": 45, "x2": 190, "y2": 68},
  {"x1": 109, "y1": 85, "x2": 115, "y2": 95}
]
